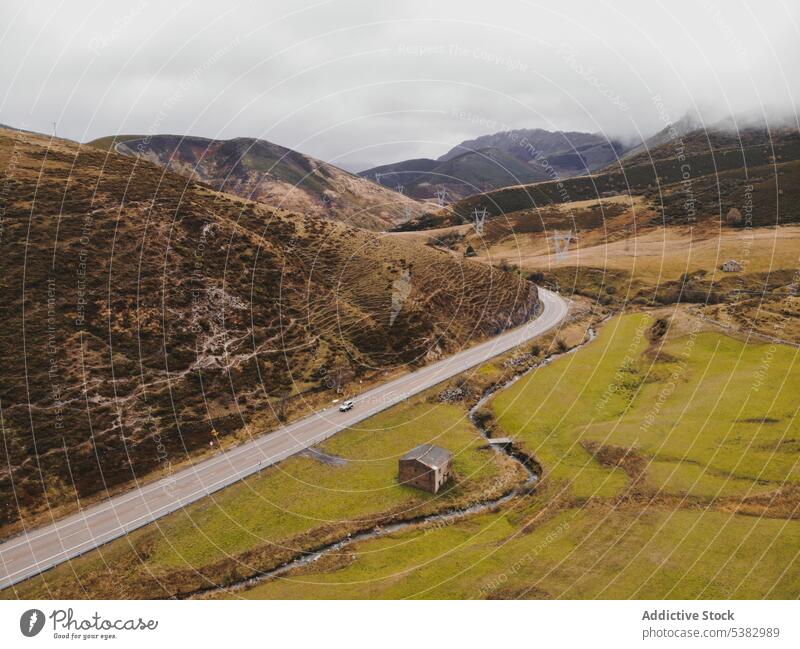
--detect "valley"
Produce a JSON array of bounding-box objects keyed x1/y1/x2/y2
[
  {"x1": 2, "y1": 3, "x2": 799, "y2": 643},
  {"x1": 1, "y1": 118, "x2": 798, "y2": 602}
]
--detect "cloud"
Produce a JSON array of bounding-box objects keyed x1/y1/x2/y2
[{"x1": 1, "y1": 0, "x2": 797, "y2": 170}]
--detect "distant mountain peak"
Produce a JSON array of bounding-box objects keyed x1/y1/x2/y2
[{"x1": 360, "y1": 126, "x2": 628, "y2": 200}]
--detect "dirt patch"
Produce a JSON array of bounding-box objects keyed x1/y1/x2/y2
[
  {"x1": 738, "y1": 417, "x2": 781, "y2": 424},
  {"x1": 724, "y1": 484, "x2": 800, "y2": 520},
  {"x1": 486, "y1": 584, "x2": 551, "y2": 599},
  {"x1": 581, "y1": 441, "x2": 648, "y2": 490},
  {"x1": 299, "y1": 447, "x2": 348, "y2": 466},
  {"x1": 649, "y1": 317, "x2": 670, "y2": 341}
]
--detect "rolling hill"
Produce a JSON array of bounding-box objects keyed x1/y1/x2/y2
[
  {"x1": 617, "y1": 121, "x2": 800, "y2": 169},
  {"x1": 89, "y1": 134, "x2": 424, "y2": 231},
  {"x1": 0, "y1": 126, "x2": 538, "y2": 532}
]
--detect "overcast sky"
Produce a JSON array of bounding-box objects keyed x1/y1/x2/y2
[{"x1": 1, "y1": 0, "x2": 798, "y2": 171}]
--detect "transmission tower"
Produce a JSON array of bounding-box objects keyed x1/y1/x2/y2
[
  {"x1": 472, "y1": 207, "x2": 488, "y2": 235},
  {"x1": 549, "y1": 229, "x2": 576, "y2": 261}
]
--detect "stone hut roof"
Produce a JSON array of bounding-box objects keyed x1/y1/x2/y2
[{"x1": 400, "y1": 444, "x2": 452, "y2": 469}]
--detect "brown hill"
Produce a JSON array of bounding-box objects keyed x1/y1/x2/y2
[
  {"x1": 618, "y1": 123, "x2": 800, "y2": 168},
  {"x1": 0, "y1": 127, "x2": 538, "y2": 531},
  {"x1": 89, "y1": 134, "x2": 425, "y2": 231}
]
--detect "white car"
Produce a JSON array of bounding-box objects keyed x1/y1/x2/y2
[{"x1": 338, "y1": 400, "x2": 354, "y2": 412}]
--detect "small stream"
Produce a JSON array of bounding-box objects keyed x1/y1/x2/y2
[{"x1": 189, "y1": 323, "x2": 599, "y2": 599}]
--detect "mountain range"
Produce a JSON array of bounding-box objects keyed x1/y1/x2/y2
[
  {"x1": 359, "y1": 128, "x2": 628, "y2": 200},
  {"x1": 394, "y1": 122, "x2": 800, "y2": 232}
]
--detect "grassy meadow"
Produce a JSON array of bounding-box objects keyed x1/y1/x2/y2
[{"x1": 214, "y1": 312, "x2": 800, "y2": 599}]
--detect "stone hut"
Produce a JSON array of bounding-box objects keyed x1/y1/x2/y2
[{"x1": 398, "y1": 444, "x2": 453, "y2": 494}]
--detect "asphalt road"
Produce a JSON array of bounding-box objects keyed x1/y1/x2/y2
[{"x1": 0, "y1": 288, "x2": 568, "y2": 590}]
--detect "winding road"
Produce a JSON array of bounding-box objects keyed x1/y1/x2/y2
[{"x1": 0, "y1": 288, "x2": 568, "y2": 590}]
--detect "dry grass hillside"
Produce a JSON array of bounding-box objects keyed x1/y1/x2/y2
[
  {"x1": 401, "y1": 187, "x2": 799, "y2": 318},
  {"x1": 89, "y1": 134, "x2": 426, "y2": 231},
  {"x1": 0, "y1": 127, "x2": 537, "y2": 532}
]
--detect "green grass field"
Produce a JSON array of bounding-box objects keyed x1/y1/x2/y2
[
  {"x1": 232, "y1": 506, "x2": 800, "y2": 599},
  {"x1": 491, "y1": 313, "x2": 653, "y2": 498},
  {"x1": 493, "y1": 313, "x2": 800, "y2": 499},
  {"x1": 213, "y1": 313, "x2": 800, "y2": 599}
]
